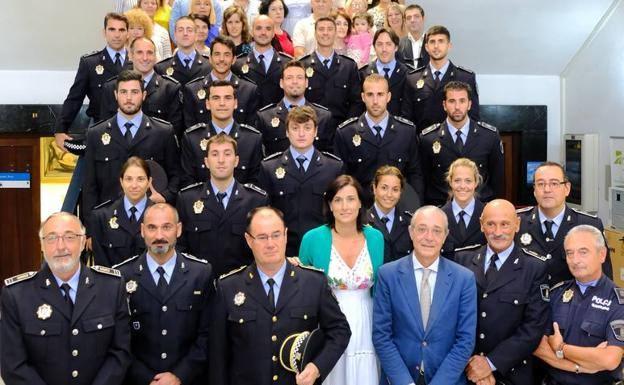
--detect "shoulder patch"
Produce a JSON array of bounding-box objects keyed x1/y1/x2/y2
[
  {"x1": 279, "y1": 52, "x2": 294, "y2": 60},
  {"x1": 185, "y1": 122, "x2": 207, "y2": 133},
  {"x1": 180, "y1": 182, "x2": 203, "y2": 192},
  {"x1": 516, "y1": 206, "x2": 534, "y2": 214},
  {"x1": 162, "y1": 74, "x2": 180, "y2": 84},
  {"x1": 337, "y1": 117, "x2": 358, "y2": 130},
  {"x1": 614, "y1": 288, "x2": 624, "y2": 305},
  {"x1": 201, "y1": 53, "x2": 210, "y2": 59},
  {"x1": 181, "y1": 252, "x2": 208, "y2": 264},
  {"x1": 4, "y1": 271, "x2": 37, "y2": 286},
  {"x1": 243, "y1": 183, "x2": 268, "y2": 196},
  {"x1": 454, "y1": 244, "x2": 481, "y2": 252},
  {"x1": 408, "y1": 65, "x2": 426, "y2": 74},
  {"x1": 549, "y1": 280, "x2": 570, "y2": 291},
  {"x1": 112, "y1": 255, "x2": 140, "y2": 269},
  {"x1": 421, "y1": 123, "x2": 441, "y2": 135},
  {"x1": 477, "y1": 121, "x2": 497, "y2": 132},
  {"x1": 92, "y1": 199, "x2": 113, "y2": 210},
  {"x1": 571, "y1": 207, "x2": 598, "y2": 218},
  {"x1": 82, "y1": 50, "x2": 99, "y2": 58},
  {"x1": 104, "y1": 75, "x2": 119, "y2": 83},
  {"x1": 299, "y1": 264, "x2": 325, "y2": 274},
  {"x1": 239, "y1": 124, "x2": 261, "y2": 134},
  {"x1": 337, "y1": 54, "x2": 357, "y2": 65},
  {"x1": 91, "y1": 265, "x2": 121, "y2": 277},
  {"x1": 456, "y1": 65, "x2": 475, "y2": 74},
  {"x1": 90, "y1": 118, "x2": 108, "y2": 128},
  {"x1": 322, "y1": 152, "x2": 342, "y2": 162},
  {"x1": 393, "y1": 115, "x2": 415, "y2": 127},
  {"x1": 156, "y1": 57, "x2": 172, "y2": 65},
  {"x1": 299, "y1": 53, "x2": 312, "y2": 62},
  {"x1": 219, "y1": 265, "x2": 247, "y2": 280},
  {"x1": 262, "y1": 152, "x2": 283, "y2": 162},
  {"x1": 522, "y1": 248, "x2": 547, "y2": 262},
  {"x1": 402, "y1": 210, "x2": 414, "y2": 218},
  {"x1": 151, "y1": 116, "x2": 171, "y2": 125},
  {"x1": 311, "y1": 102, "x2": 329, "y2": 111},
  {"x1": 258, "y1": 103, "x2": 277, "y2": 112}
]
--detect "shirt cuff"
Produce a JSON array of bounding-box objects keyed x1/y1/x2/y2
[{"x1": 486, "y1": 357, "x2": 497, "y2": 371}]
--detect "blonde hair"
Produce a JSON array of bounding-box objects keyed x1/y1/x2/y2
[
  {"x1": 384, "y1": 3, "x2": 406, "y2": 38},
  {"x1": 445, "y1": 158, "x2": 483, "y2": 198},
  {"x1": 125, "y1": 8, "x2": 154, "y2": 39},
  {"x1": 189, "y1": 0, "x2": 216, "y2": 26}
]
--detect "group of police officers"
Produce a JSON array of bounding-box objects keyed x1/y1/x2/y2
[{"x1": 1, "y1": 6, "x2": 623, "y2": 385}]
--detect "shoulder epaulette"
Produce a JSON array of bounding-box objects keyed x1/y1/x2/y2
[
  {"x1": 162, "y1": 74, "x2": 180, "y2": 84},
  {"x1": 421, "y1": 123, "x2": 441, "y2": 135},
  {"x1": 201, "y1": 53, "x2": 210, "y2": 59},
  {"x1": 92, "y1": 199, "x2": 113, "y2": 210},
  {"x1": 156, "y1": 57, "x2": 172, "y2": 65},
  {"x1": 235, "y1": 52, "x2": 247, "y2": 59},
  {"x1": 104, "y1": 75, "x2": 119, "y2": 83},
  {"x1": 263, "y1": 152, "x2": 282, "y2": 161},
  {"x1": 181, "y1": 252, "x2": 208, "y2": 264},
  {"x1": 236, "y1": 76, "x2": 256, "y2": 86},
  {"x1": 4, "y1": 271, "x2": 37, "y2": 286},
  {"x1": 402, "y1": 210, "x2": 414, "y2": 218},
  {"x1": 571, "y1": 207, "x2": 598, "y2": 218},
  {"x1": 82, "y1": 50, "x2": 99, "y2": 58},
  {"x1": 358, "y1": 62, "x2": 371, "y2": 71},
  {"x1": 337, "y1": 117, "x2": 358, "y2": 129},
  {"x1": 550, "y1": 280, "x2": 570, "y2": 291},
  {"x1": 239, "y1": 124, "x2": 261, "y2": 134},
  {"x1": 337, "y1": 54, "x2": 356, "y2": 64},
  {"x1": 614, "y1": 288, "x2": 624, "y2": 304},
  {"x1": 477, "y1": 121, "x2": 497, "y2": 132},
  {"x1": 408, "y1": 65, "x2": 426, "y2": 74},
  {"x1": 91, "y1": 265, "x2": 121, "y2": 277},
  {"x1": 259, "y1": 103, "x2": 277, "y2": 112},
  {"x1": 180, "y1": 182, "x2": 203, "y2": 192},
  {"x1": 456, "y1": 65, "x2": 475, "y2": 74},
  {"x1": 299, "y1": 264, "x2": 325, "y2": 274},
  {"x1": 219, "y1": 265, "x2": 247, "y2": 280},
  {"x1": 393, "y1": 116, "x2": 415, "y2": 127},
  {"x1": 309, "y1": 103, "x2": 327, "y2": 112},
  {"x1": 299, "y1": 53, "x2": 312, "y2": 61},
  {"x1": 279, "y1": 52, "x2": 294, "y2": 60},
  {"x1": 521, "y1": 248, "x2": 548, "y2": 262},
  {"x1": 516, "y1": 206, "x2": 534, "y2": 214},
  {"x1": 151, "y1": 116, "x2": 171, "y2": 125},
  {"x1": 322, "y1": 152, "x2": 342, "y2": 162},
  {"x1": 112, "y1": 255, "x2": 140, "y2": 269},
  {"x1": 454, "y1": 244, "x2": 481, "y2": 252},
  {"x1": 244, "y1": 183, "x2": 267, "y2": 196},
  {"x1": 91, "y1": 118, "x2": 107, "y2": 128},
  {"x1": 185, "y1": 122, "x2": 207, "y2": 133}
]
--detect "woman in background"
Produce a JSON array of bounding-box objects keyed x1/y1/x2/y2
[
  {"x1": 259, "y1": 0, "x2": 294, "y2": 56},
  {"x1": 385, "y1": 3, "x2": 406, "y2": 38},
  {"x1": 138, "y1": 0, "x2": 173, "y2": 60},
  {"x1": 191, "y1": 14, "x2": 212, "y2": 55},
  {"x1": 125, "y1": 8, "x2": 154, "y2": 47},
  {"x1": 221, "y1": 5, "x2": 253, "y2": 56},
  {"x1": 189, "y1": 0, "x2": 220, "y2": 44}
]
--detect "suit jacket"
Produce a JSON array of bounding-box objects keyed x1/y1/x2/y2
[
  {"x1": 454, "y1": 245, "x2": 550, "y2": 385},
  {"x1": 516, "y1": 205, "x2": 613, "y2": 284},
  {"x1": 397, "y1": 35, "x2": 429, "y2": 69},
  {"x1": 358, "y1": 60, "x2": 410, "y2": 117},
  {"x1": 373, "y1": 255, "x2": 477, "y2": 385},
  {"x1": 441, "y1": 199, "x2": 486, "y2": 258},
  {"x1": 115, "y1": 252, "x2": 213, "y2": 385},
  {"x1": 0, "y1": 264, "x2": 131, "y2": 385},
  {"x1": 232, "y1": 51, "x2": 292, "y2": 108},
  {"x1": 366, "y1": 206, "x2": 413, "y2": 264},
  {"x1": 154, "y1": 51, "x2": 212, "y2": 85},
  {"x1": 209, "y1": 263, "x2": 351, "y2": 385}
]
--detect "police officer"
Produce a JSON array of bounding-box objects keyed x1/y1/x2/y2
[
  {"x1": 1, "y1": 212, "x2": 131, "y2": 385},
  {"x1": 401, "y1": 25, "x2": 480, "y2": 131},
  {"x1": 455, "y1": 200, "x2": 549, "y2": 385},
  {"x1": 183, "y1": 36, "x2": 259, "y2": 127},
  {"x1": 334, "y1": 74, "x2": 423, "y2": 206},
  {"x1": 517, "y1": 161, "x2": 613, "y2": 285},
  {"x1": 359, "y1": 28, "x2": 409, "y2": 117},
  {"x1": 180, "y1": 80, "x2": 263, "y2": 187},
  {"x1": 533, "y1": 224, "x2": 624, "y2": 385},
  {"x1": 300, "y1": 16, "x2": 363, "y2": 128},
  {"x1": 256, "y1": 61, "x2": 335, "y2": 155},
  {"x1": 113, "y1": 203, "x2": 213, "y2": 385},
  {"x1": 209, "y1": 206, "x2": 351, "y2": 385},
  {"x1": 177, "y1": 134, "x2": 269, "y2": 277},
  {"x1": 83, "y1": 70, "x2": 182, "y2": 222},
  {"x1": 419, "y1": 81, "x2": 504, "y2": 206},
  {"x1": 100, "y1": 37, "x2": 183, "y2": 137},
  {"x1": 258, "y1": 106, "x2": 343, "y2": 257},
  {"x1": 233, "y1": 15, "x2": 292, "y2": 109},
  {"x1": 154, "y1": 16, "x2": 211, "y2": 85}
]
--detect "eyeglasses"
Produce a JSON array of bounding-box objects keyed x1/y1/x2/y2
[
  {"x1": 247, "y1": 231, "x2": 285, "y2": 243},
  {"x1": 411, "y1": 226, "x2": 445, "y2": 237},
  {"x1": 41, "y1": 233, "x2": 85, "y2": 245},
  {"x1": 534, "y1": 180, "x2": 568, "y2": 190}
]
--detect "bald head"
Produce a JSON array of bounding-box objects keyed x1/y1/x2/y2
[
  {"x1": 480, "y1": 199, "x2": 519, "y2": 253},
  {"x1": 252, "y1": 15, "x2": 275, "y2": 47}
]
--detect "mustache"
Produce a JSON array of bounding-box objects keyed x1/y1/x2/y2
[
  {"x1": 151, "y1": 239, "x2": 169, "y2": 245},
  {"x1": 489, "y1": 233, "x2": 512, "y2": 241}
]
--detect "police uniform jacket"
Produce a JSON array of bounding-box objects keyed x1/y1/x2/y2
[
  {"x1": 83, "y1": 115, "x2": 182, "y2": 221},
  {"x1": 176, "y1": 180, "x2": 269, "y2": 277},
  {"x1": 419, "y1": 120, "x2": 504, "y2": 206},
  {"x1": 0, "y1": 263, "x2": 131, "y2": 385},
  {"x1": 209, "y1": 263, "x2": 351, "y2": 385},
  {"x1": 546, "y1": 276, "x2": 624, "y2": 384},
  {"x1": 100, "y1": 73, "x2": 184, "y2": 136},
  {"x1": 154, "y1": 51, "x2": 212, "y2": 85},
  {"x1": 401, "y1": 61, "x2": 480, "y2": 131},
  {"x1": 334, "y1": 114, "x2": 424, "y2": 206},
  {"x1": 55, "y1": 48, "x2": 132, "y2": 133},
  {"x1": 516, "y1": 205, "x2": 613, "y2": 285},
  {"x1": 454, "y1": 245, "x2": 549, "y2": 385},
  {"x1": 258, "y1": 149, "x2": 343, "y2": 257},
  {"x1": 180, "y1": 121, "x2": 263, "y2": 187},
  {"x1": 441, "y1": 199, "x2": 486, "y2": 258},
  {"x1": 182, "y1": 73, "x2": 259, "y2": 127},
  {"x1": 300, "y1": 53, "x2": 364, "y2": 126},
  {"x1": 88, "y1": 197, "x2": 153, "y2": 267},
  {"x1": 358, "y1": 60, "x2": 410, "y2": 117},
  {"x1": 232, "y1": 51, "x2": 292, "y2": 108},
  {"x1": 255, "y1": 101, "x2": 335, "y2": 155},
  {"x1": 114, "y1": 252, "x2": 213, "y2": 385},
  {"x1": 366, "y1": 206, "x2": 413, "y2": 263},
  {"x1": 397, "y1": 36, "x2": 429, "y2": 69}
]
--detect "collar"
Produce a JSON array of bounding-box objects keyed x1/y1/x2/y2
[
  {"x1": 211, "y1": 71, "x2": 233, "y2": 81},
  {"x1": 429, "y1": 60, "x2": 450, "y2": 77},
  {"x1": 315, "y1": 50, "x2": 335, "y2": 63},
  {"x1": 176, "y1": 50, "x2": 197, "y2": 63},
  {"x1": 376, "y1": 58, "x2": 397, "y2": 73},
  {"x1": 412, "y1": 254, "x2": 440, "y2": 273},
  {"x1": 446, "y1": 118, "x2": 470, "y2": 137},
  {"x1": 211, "y1": 119, "x2": 234, "y2": 135},
  {"x1": 116, "y1": 112, "x2": 144, "y2": 130},
  {"x1": 537, "y1": 206, "x2": 565, "y2": 227},
  {"x1": 289, "y1": 146, "x2": 315, "y2": 161},
  {"x1": 257, "y1": 260, "x2": 288, "y2": 287},
  {"x1": 253, "y1": 46, "x2": 274, "y2": 60},
  {"x1": 124, "y1": 195, "x2": 148, "y2": 215},
  {"x1": 143, "y1": 71, "x2": 155, "y2": 86},
  {"x1": 210, "y1": 178, "x2": 235, "y2": 196},
  {"x1": 374, "y1": 203, "x2": 395, "y2": 222},
  {"x1": 283, "y1": 97, "x2": 306, "y2": 108},
  {"x1": 408, "y1": 32, "x2": 423, "y2": 44},
  {"x1": 146, "y1": 252, "x2": 178, "y2": 277},
  {"x1": 106, "y1": 46, "x2": 127, "y2": 62},
  {"x1": 576, "y1": 278, "x2": 600, "y2": 294},
  {"x1": 365, "y1": 112, "x2": 389, "y2": 130},
  {"x1": 451, "y1": 198, "x2": 475, "y2": 218},
  {"x1": 485, "y1": 242, "x2": 515, "y2": 266},
  {"x1": 52, "y1": 265, "x2": 81, "y2": 291}
]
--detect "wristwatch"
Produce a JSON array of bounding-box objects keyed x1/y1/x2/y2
[{"x1": 555, "y1": 343, "x2": 565, "y2": 359}]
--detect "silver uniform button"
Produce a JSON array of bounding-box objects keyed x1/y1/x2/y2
[
  {"x1": 479, "y1": 333, "x2": 485, "y2": 339},
  {"x1": 422, "y1": 341, "x2": 427, "y2": 346},
  {"x1": 72, "y1": 370, "x2": 78, "y2": 378},
  {"x1": 72, "y1": 329, "x2": 79, "y2": 336},
  {"x1": 72, "y1": 349, "x2": 79, "y2": 357},
  {"x1": 482, "y1": 293, "x2": 488, "y2": 299},
  {"x1": 97, "y1": 323, "x2": 103, "y2": 329},
  {"x1": 481, "y1": 312, "x2": 487, "y2": 318},
  {"x1": 513, "y1": 300, "x2": 519, "y2": 305},
  {"x1": 162, "y1": 329, "x2": 167, "y2": 336},
  {"x1": 161, "y1": 353, "x2": 167, "y2": 359},
  {"x1": 162, "y1": 305, "x2": 168, "y2": 312},
  {"x1": 40, "y1": 330, "x2": 46, "y2": 336}
]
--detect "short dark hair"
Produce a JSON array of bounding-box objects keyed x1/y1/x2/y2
[
  {"x1": 105, "y1": 12, "x2": 129, "y2": 30},
  {"x1": 190, "y1": 13, "x2": 211, "y2": 28},
  {"x1": 443, "y1": 81, "x2": 472, "y2": 101},
  {"x1": 286, "y1": 106, "x2": 317, "y2": 129},
  {"x1": 208, "y1": 80, "x2": 237, "y2": 99},
  {"x1": 258, "y1": 0, "x2": 290, "y2": 19},
  {"x1": 210, "y1": 35, "x2": 236, "y2": 54},
  {"x1": 205, "y1": 132, "x2": 238, "y2": 154},
  {"x1": 116, "y1": 69, "x2": 144, "y2": 92},
  {"x1": 373, "y1": 165, "x2": 405, "y2": 190},
  {"x1": 405, "y1": 4, "x2": 425, "y2": 17},
  {"x1": 175, "y1": 15, "x2": 195, "y2": 29},
  {"x1": 246, "y1": 206, "x2": 286, "y2": 233},
  {"x1": 281, "y1": 60, "x2": 306, "y2": 78},
  {"x1": 535, "y1": 161, "x2": 569, "y2": 182},
  {"x1": 119, "y1": 156, "x2": 151, "y2": 179},
  {"x1": 323, "y1": 175, "x2": 366, "y2": 232},
  {"x1": 426, "y1": 25, "x2": 450, "y2": 42},
  {"x1": 315, "y1": 16, "x2": 336, "y2": 31},
  {"x1": 129, "y1": 36, "x2": 156, "y2": 51},
  {"x1": 373, "y1": 27, "x2": 399, "y2": 47}
]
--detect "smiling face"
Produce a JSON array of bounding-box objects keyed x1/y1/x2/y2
[
  {"x1": 40, "y1": 214, "x2": 85, "y2": 279},
  {"x1": 480, "y1": 199, "x2": 519, "y2": 254},
  {"x1": 330, "y1": 185, "x2": 362, "y2": 226},
  {"x1": 409, "y1": 207, "x2": 448, "y2": 264},
  {"x1": 210, "y1": 41, "x2": 235, "y2": 75},
  {"x1": 449, "y1": 165, "x2": 477, "y2": 206},
  {"x1": 315, "y1": 19, "x2": 336, "y2": 48},
  {"x1": 252, "y1": 15, "x2": 275, "y2": 47},
  {"x1": 120, "y1": 164, "x2": 151, "y2": 204},
  {"x1": 194, "y1": 17, "x2": 210, "y2": 42},
  {"x1": 139, "y1": 0, "x2": 158, "y2": 17},
  {"x1": 373, "y1": 174, "x2": 402, "y2": 212},
  {"x1": 130, "y1": 38, "x2": 157, "y2": 75},
  {"x1": 225, "y1": 12, "x2": 243, "y2": 38}
]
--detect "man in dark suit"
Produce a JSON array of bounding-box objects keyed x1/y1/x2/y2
[
  {"x1": 455, "y1": 200, "x2": 549, "y2": 385},
  {"x1": 1, "y1": 212, "x2": 131, "y2": 385},
  {"x1": 210, "y1": 206, "x2": 351, "y2": 385},
  {"x1": 154, "y1": 16, "x2": 211, "y2": 85},
  {"x1": 83, "y1": 70, "x2": 182, "y2": 222},
  {"x1": 517, "y1": 161, "x2": 613, "y2": 285},
  {"x1": 114, "y1": 203, "x2": 213, "y2": 385},
  {"x1": 359, "y1": 28, "x2": 410, "y2": 117},
  {"x1": 401, "y1": 25, "x2": 480, "y2": 131},
  {"x1": 373, "y1": 205, "x2": 477, "y2": 384},
  {"x1": 418, "y1": 81, "x2": 504, "y2": 206},
  {"x1": 232, "y1": 15, "x2": 292, "y2": 108},
  {"x1": 397, "y1": 5, "x2": 429, "y2": 69},
  {"x1": 177, "y1": 134, "x2": 269, "y2": 277},
  {"x1": 180, "y1": 80, "x2": 263, "y2": 187},
  {"x1": 183, "y1": 36, "x2": 259, "y2": 127},
  {"x1": 258, "y1": 106, "x2": 343, "y2": 257}
]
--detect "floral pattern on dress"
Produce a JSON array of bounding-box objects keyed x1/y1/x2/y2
[{"x1": 327, "y1": 243, "x2": 374, "y2": 291}]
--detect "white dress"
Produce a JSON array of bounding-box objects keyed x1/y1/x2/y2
[{"x1": 323, "y1": 242, "x2": 379, "y2": 385}]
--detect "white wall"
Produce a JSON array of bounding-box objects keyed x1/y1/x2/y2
[{"x1": 562, "y1": 0, "x2": 624, "y2": 221}]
